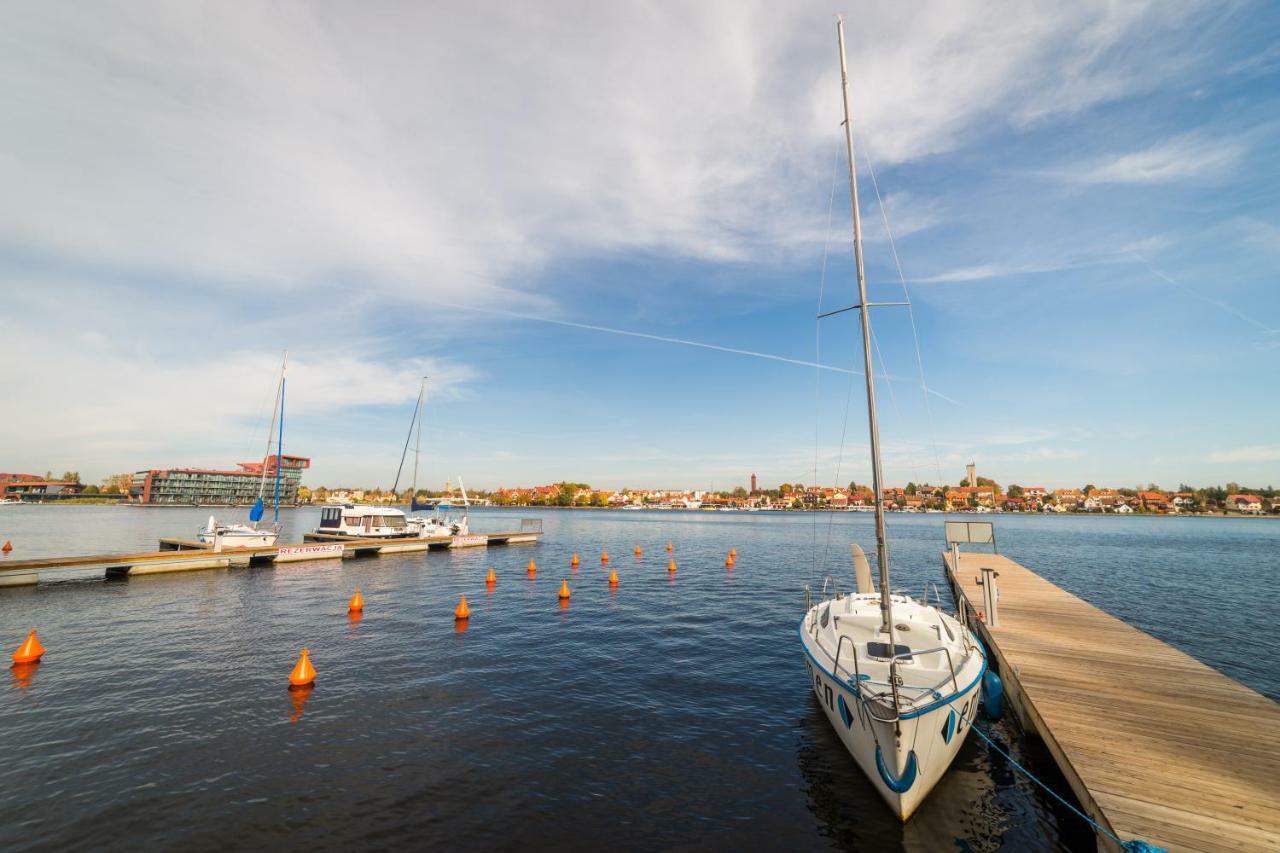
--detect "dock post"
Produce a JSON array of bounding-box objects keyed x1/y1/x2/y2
[{"x1": 981, "y1": 567, "x2": 999, "y2": 627}]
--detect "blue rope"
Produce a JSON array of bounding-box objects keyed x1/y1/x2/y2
[{"x1": 960, "y1": 711, "x2": 1167, "y2": 853}]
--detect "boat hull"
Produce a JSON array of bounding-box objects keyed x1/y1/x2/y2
[
  {"x1": 198, "y1": 531, "x2": 279, "y2": 549},
  {"x1": 800, "y1": 623, "x2": 981, "y2": 820}
]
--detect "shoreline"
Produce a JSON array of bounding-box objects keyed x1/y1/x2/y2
[{"x1": 12, "y1": 502, "x2": 1275, "y2": 520}]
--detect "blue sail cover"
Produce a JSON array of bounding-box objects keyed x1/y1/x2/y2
[{"x1": 249, "y1": 497, "x2": 265, "y2": 522}]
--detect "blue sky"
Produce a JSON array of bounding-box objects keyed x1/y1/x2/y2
[{"x1": 1, "y1": 1, "x2": 1277, "y2": 491}]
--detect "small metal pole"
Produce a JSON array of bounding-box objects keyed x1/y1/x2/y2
[{"x1": 981, "y1": 567, "x2": 999, "y2": 627}]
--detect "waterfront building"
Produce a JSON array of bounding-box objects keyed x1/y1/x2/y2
[
  {"x1": 131, "y1": 455, "x2": 310, "y2": 505},
  {"x1": 1227, "y1": 493, "x2": 1263, "y2": 514},
  {"x1": 1, "y1": 475, "x2": 84, "y2": 499}
]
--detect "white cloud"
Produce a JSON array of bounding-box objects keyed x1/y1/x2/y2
[
  {"x1": 0, "y1": 283, "x2": 476, "y2": 479},
  {"x1": 0, "y1": 0, "x2": 1242, "y2": 484},
  {"x1": 1049, "y1": 131, "x2": 1249, "y2": 185},
  {"x1": 908, "y1": 259, "x2": 1083, "y2": 284},
  {"x1": 0, "y1": 1, "x2": 1221, "y2": 296},
  {"x1": 1208, "y1": 446, "x2": 1280, "y2": 463}
]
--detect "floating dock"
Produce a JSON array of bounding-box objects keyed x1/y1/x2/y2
[
  {"x1": 0, "y1": 523, "x2": 542, "y2": 586},
  {"x1": 944, "y1": 550, "x2": 1280, "y2": 853}
]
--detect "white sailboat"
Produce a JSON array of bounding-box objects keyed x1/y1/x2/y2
[
  {"x1": 400, "y1": 377, "x2": 470, "y2": 539},
  {"x1": 198, "y1": 354, "x2": 287, "y2": 549},
  {"x1": 798, "y1": 18, "x2": 986, "y2": 821}
]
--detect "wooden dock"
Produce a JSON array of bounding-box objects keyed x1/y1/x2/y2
[
  {"x1": 944, "y1": 550, "x2": 1280, "y2": 852},
  {"x1": 0, "y1": 526, "x2": 542, "y2": 586}
]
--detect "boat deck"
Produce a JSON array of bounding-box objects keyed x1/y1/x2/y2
[{"x1": 944, "y1": 550, "x2": 1280, "y2": 852}]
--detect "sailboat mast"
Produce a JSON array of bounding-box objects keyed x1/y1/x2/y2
[
  {"x1": 273, "y1": 351, "x2": 287, "y2": 524},
  {"x1": 257, "y1": 362, "x2": 283, "y2": 503},
  {"x1": 411, "y1": 376, "x2": 426, "y2": 503},
  {"x1": 836, "y1": 17, "x2": 896, "y2": 647}
]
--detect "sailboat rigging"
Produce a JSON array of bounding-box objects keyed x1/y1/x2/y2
[
  {"x1": 198, "y1": 352, "x2": 288, "y2": 549},
  {"x1": 796, "y1": 17, "x2": 986, "y2": 820},
  {"x1": 400, "y1": 377, "x2": 470, "y2": 538}
]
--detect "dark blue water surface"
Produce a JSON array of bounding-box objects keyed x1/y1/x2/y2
[{"x1": 0, "y1": 507, "x2": 1274, "y2": 851}]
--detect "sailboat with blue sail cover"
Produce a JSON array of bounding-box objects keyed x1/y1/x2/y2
[{"x1": 198, "y1": 353, "x2": 288, "y2": 549}]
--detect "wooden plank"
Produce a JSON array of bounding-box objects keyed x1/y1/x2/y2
[{"x1": 944, "y1": 550, "x2": 1280, "y2": 853}]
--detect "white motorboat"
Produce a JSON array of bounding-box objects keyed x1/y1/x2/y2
[
  {"x1": 198, "y1": 353, "x2": 286, "y2": 549},
  {"x1": 798, "y1": 18, "x2": 986, "y2": 821},
  {"x1": 316, "y1": 505, "x2": 411, "y2": 538}
]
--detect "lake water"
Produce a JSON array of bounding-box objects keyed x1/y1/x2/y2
[{"x1": 0, "y1": 506, "x2": 1274, "y2": 851}]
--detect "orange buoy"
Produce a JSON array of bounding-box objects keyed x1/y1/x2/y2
[
  {"x1": 1, "y1": 541, "x2": 11, "y2": 553},
  {"x1": 288, "y1": 648, "x2": 316, "y2": 689},
  {"x1": 455, "y1": 595, "x2": 471, "y2": 620},
  {"x1": 666, "y1": 541, "x2": 673, "y2": 552},
  {"x1": 729, "y1": 548, "x2": 737, "y2": 558},
  {"x1": 485, "y1": 567, "x2": 497, "y2": 585},
  {"x1": 558, "y1": 579, "x2": 571, "y2": 600},
  {"x1": 601, "y1": 549, "x2": 609, "y2": 564},
  {"x1": 725, "y1": 555, "x2": 735, "y2": 567},
  {"x1": 11, "y1": 629, "x2": 44, "y2": 665},
  {"x1": 667, "y1": 558, "x2": 677, "y2": 574},
  {"x1": 348, "y1": 588, "x2": 364, "y2": 612},
  {"x1": 634, "y1": 545, "x2": 642, "y2": 557},
  {"x1": 608, "y1": 569, "x2": 618, "y2": 586},
  {"x1": 527, "y1": 559, "x2": 537, "y2": 576},
  {"x1": 571, "y1": 552, "x2": 580, "y2": 566}
]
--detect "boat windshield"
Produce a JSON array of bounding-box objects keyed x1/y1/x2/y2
[{"x1": 377, "y1": 515, "x2": 406, "y2": 528}]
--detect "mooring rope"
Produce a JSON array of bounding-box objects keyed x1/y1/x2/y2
[{"x1": 957, "y1": 708, "x2": 1167, "y2": 853}]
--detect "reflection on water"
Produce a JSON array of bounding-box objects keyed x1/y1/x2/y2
[
  {"x1": 9, "y1": 662, "x2": 39, "y2": 691},
  {"x1": 0, "y1": 506, "x2": 1273, "y2": 850}
]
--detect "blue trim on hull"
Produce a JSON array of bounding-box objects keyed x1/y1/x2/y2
[
  {"x1": 837, "y1": 694, "x2": 855, "y2": 728},
  {"x1": 875, "y1": 745, "x2": 918, "y2": 793}
]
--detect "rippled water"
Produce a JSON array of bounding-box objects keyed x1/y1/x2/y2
[{"x1": 0, "y1": 507, "x2": 1273, "y2": 851}]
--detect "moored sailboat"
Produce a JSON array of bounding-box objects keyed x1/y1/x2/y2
[
  {"x1": 198, "y1": 353, "x2": 287, "y2": 549},
  {"x1": 798, "y1": 17, "x2": 985, "y2": 821},
  {"x1": 400, "y1": 377, "x2": 470, "y2": 538}
]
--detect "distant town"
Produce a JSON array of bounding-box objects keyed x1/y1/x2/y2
[{"x1": 1, "y1": 459, "x2": 1276, "y2": 516}]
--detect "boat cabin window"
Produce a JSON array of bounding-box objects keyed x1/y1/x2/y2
[
  {"x1": 866, "y1": 642, "x2": 913, "y2": 663},
  {"x1": 377, "y1": 515, "x2": 406, "y2": 528},
  {"x1": 319, "y1": 507, "x2": 341, "y2": 528}
]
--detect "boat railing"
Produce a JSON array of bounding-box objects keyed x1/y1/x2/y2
[{"x1": 889, "y1": 645, "x2": 961, "y2": 698}]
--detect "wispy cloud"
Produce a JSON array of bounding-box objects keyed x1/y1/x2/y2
[
  {"x1": 1208, "y1": 446, "x2": 1280, "y2": 463},
  {"x1": 1048, "y1": 131, "x2": 1249, "y2": 185},
  {"x1": 907, "y1": 259, "x2": 1085, "y2": 284},
  {"x1": 1129, "y1": 252, "x2": 1277, "y2": 333}
]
